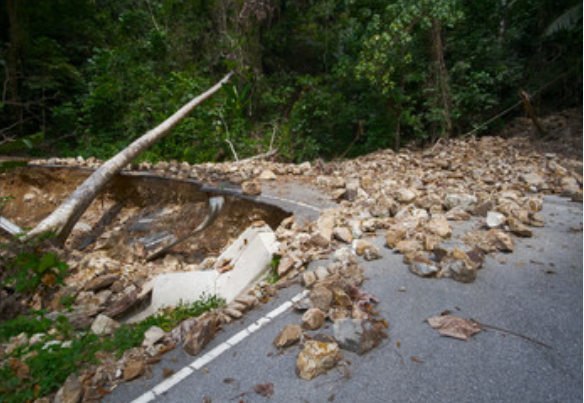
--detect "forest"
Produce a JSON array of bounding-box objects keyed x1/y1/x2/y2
[{"x1": 0, "y1": 0, "x2": 582, "y2": 163}]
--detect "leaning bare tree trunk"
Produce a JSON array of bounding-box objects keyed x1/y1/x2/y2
[{"x1": 25, "y1": 72, "x2": 233, "y2": 245}]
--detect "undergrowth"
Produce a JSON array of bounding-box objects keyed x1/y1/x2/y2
[{"x1": 0, "y1": 294, "x2": 224, "y2": 402}]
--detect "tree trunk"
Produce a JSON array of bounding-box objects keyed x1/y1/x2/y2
[
  {"x1": 25, "y1": 72, "x2": 233, "y2": 244},
  {"x1": 430, "y1": 18, "x2": 453, "y2": 138}
]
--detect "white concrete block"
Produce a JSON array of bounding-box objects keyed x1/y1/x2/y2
[
  {"x1": 126, "y1": 225, "x2": 278, "y2": 322},
  {"x1": 215, "y1": 225, "x2": 278, "y2": 303}
]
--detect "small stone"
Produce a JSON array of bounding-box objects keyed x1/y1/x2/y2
[
  {"x1": 302, "y1": 271, "x2": 318, "y2": 288},
  {"x1": 486, "y1": 211, "x2": 506, "y2": 229},
  {"x1": 54, "y1": 374, "x2": 83, "y2": 403},
  {"x1": 444, "y1": 194, "x2": 477, "y2": 212},
  {"x1": 91, "y1": 314, "x2": 120, "y2": 336},
  {"x1": 296, "y1": 341, "x2": 343, "y2": 380},
  {"x1": 278, "y1": 251, "x2": 303, "y2": 277},
  {"x1": 363, "y1": 244, "x2": 382, "y2": 261},
  {"x1": 439, "y1": 249, "x2": 477, "y2": 283},
  {"x1": 102, "y1": 290, "x2": 140, "y2": 319},
  {"x1": 485, "y1": 229, "x2": 515, "y2": 252},
  {"x1": 425, "y1": 216, "x2": 452, "y2": 238},
  {"x1": 142, "y1": 326, "x2": 165, "y2": 347},
  {"x1": 302, "y1": 308, "x2": 326, "y2": 330},
  {"x1": 123, "y1": 359, "x2": 145, "y2": 382},
  {"x1": 309, "y1": 286, "x2": 333, "y2": 312},
  {"x1": 242, "y1": 180, "x2": 262, "y2": 196},
  {"x1": 333, "y1": 227, "x2": 353, "y2": 244},
  {"x1": 315, "y1": 266, "x2": 330, "y2": 280},
  {"x1": 333, "y1": 248, "x2": 358, "y2": 266},
  {"x1": 23, "y1": 192, "x2": 36, "y2": 202},
  {"x1": 333, "y1": 318, "x2": 387, "y2": 355},
  {"x1": 6, "y1": 333, "x2": 29, "y2": 355},
  {"x1": 84, "y1": 274, "x2": 118, "y2": 292},
  {"x1": 394, "y1": 240, "x2": 422, "y2": 255},
  {"x1": 560, "y1": 176, "x2": 580, "y2": 197},
  {"x1": 508, "y1": 218, "x2": 533, "y2": 237},
  {"x1": 521, "y1": 172, "x2": 546, "y2": 189},
  {"x1": 183, "y1": 314, "x2": 220, "y2": 356},
  {"x1": 395, "y1": 188, "x2": 417, "y2": 203},
  {"x1": 224, "y1": 307, "x2": 243, "y2": 319},
  {"x1": 385, "y1": 226, "x2": 407, "y2": 248},
  {"x1": 311, "y1": 214, "x2": 335, "y2": 248},
  {"x1": 331, "y1": 288, "x2": 352, "y2": 309},
  {"x1": 344, "y1": 180, "x2": 360, "y2": 202},
  {"x1": 445, "y1": 207, "x2": 471, "y2": 221},
  {"x1": 234, "y1": 294, "x2": 258, "y2": 310},
  {"x1": 410, "y1": 261, "x2": 439, "y2": 277},
  {"x1": 354, "y1": 239, "x2": 371, "y2": 256},
  {"x1": 274, "y1": 324, "x2": 303, "y2": 348},
  {"x1": 259, "y1": 170, "x2": 277, "y2": 180}
]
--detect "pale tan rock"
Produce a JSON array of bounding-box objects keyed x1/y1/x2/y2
[
  {"x1": 309, "y1": 286, "x2": 333, "y2": 312},
  {"x1": 54, "y1": 374, "x2": 83, "y2": 403},
  {"x1": 183, "y1": 313, "x2": 220, "y2": 356},
  {"x1": 274, "y1": 324, "x2": 303, "y2": 348},
  {"x1": 302, "y1": 308, "x2": 326, "y2": 330},
  {"x1": 508, "y1": 218, "x2": 533, "y2": 237},
  {"x1": 311, "y1": 213, "x2": 335, "y2": 248},
  {"x1": 333, "y1": 227, "x2": 353, "y2": 244},
  {"x1": 91, "y1": 314, "x2": 120, "y2": 336},
  {"x1": 395, "y1": 188, "x2": 417, "y2": 203},
  {"x1": 386, "y1": 226, "x2": 407, "y2": 248},
  {"x1": 395, "y1": 239, "x2": 423, "y2": 255},
  {"x1": 241, "y1": 180, "x2": 262, "y2": 195},
  {"x1": 296, "y1": 341, "x2": 343, "y2": 380},
  {"x1": 425, "y1": 216, "x2": 452, "y2": 238},
  {"x1": 259, "y1": 170, "x2": 277, "y2": 180},
  {"x1": 302, "y1": 271, "x2": 318, "y2": 288},
  {"x1": 123, "y1": 359, "x2": 145, "y2": 382},
  {"x1": 278, "y1": 251, "x2": 303, "y2": 277}
]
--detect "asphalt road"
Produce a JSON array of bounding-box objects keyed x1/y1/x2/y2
[{"x1": 106, "y1": 195, "x2": 583, "y2": 403}]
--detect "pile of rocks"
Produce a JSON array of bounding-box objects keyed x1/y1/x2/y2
[
  {"x1": 273, "y1": 248, "x2": 388, "y2": 380},
  {"x1": 10, "y1": 133, "x2": 582, "y2": 397}
]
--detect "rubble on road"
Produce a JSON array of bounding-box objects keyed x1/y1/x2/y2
[{"x1": 1, "y1": 127, "x2": 581, "y2": 397}]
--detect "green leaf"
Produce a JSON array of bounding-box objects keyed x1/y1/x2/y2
[{"x1": 38, "y1": 253, "x2": 57, "y2": 273}]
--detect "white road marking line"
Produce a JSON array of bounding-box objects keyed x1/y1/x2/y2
[{"x1": 129, "y1": 291, "x2": 304, "y2": 403}]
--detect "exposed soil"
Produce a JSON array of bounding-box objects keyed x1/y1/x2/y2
[
  {"x1": 0, "y1": 167, "x2": 289, "y2": 261},
  {"x1": 499, "y1": 107, "x2": 583, "y2": 162}
]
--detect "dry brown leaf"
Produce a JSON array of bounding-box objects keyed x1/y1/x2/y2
[
  {"x1": 254, "y1": 382, "x2": 274, "y2": 397},
  {"x1": 426, "y1": 315, "x2": 482, "y2": 341}
]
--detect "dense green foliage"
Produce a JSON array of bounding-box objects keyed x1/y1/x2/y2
[{"x1": 0, "y1": 0, "x2": 581, "y2": 162}]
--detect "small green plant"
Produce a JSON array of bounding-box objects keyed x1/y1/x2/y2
[
  {"x1": 0, "y1": 313, "x2": 102, "y2": 403},
  {"x1": 0, "y1": 310, "x2": 53, "y2": 342},
  {"x1": 104, "y1": 293, "x2": 225, "y2": 357},
  {"x1": 59, "y1": 293, "x2": 77, "y2": 310},
  {"x1": 265, "y1": 256, "x2": 281, "y2": 284},
  {"x1": 4, "y1": 250, "x2": 68, "y2": 295}
]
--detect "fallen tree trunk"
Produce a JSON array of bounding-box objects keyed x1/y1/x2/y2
[{"x1": 25, "y1": 72, "x2": 233, "y2": 245}]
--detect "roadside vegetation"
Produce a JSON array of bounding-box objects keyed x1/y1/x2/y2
[{"x1": 0, "y1": 0, "x2": 581, "y2": 163}]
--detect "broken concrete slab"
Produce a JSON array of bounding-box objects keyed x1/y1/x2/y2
[
  {"x1": 127, "y1": 224, "x2": 278, "y2": 322},
  {"x1": 215, "y1": 224, "x2": 278, "y2": 303}
]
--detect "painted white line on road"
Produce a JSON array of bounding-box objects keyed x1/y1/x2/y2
[
  {"x1": 129, "y1": 290, "x2": 304, "y2": 403},
  {"x1": 259, "y1": 194, "x2": 322, "y2": 213}
]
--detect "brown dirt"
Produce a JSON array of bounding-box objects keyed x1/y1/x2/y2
[
  {"x1": 499, "y1": 107, "x2": 583, "y2": 162},
  {"x1": 0, "y1": 166, "x2": 289, "y2": 263}
]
